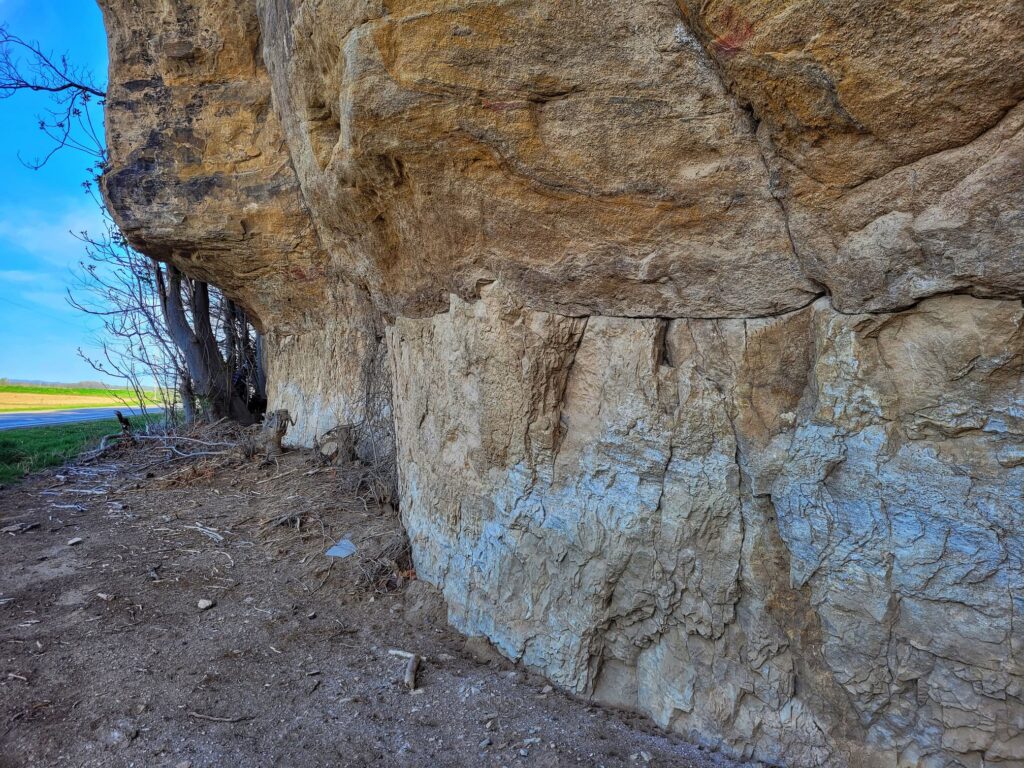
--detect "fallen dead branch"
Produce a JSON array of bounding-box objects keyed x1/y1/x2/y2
[
  {"x1": 387, "y1": 650, "x2": 421, "y2": 690},
  {"x1": 78, "y1": 430, "x2": 238, "y2": 466},
  {"x1": 167, "y1": 446, "x2": 232, "y2": 459},
  {"x1": 183, "y1": 524, "x2": 225, "y2": 543},
  {"x1": 405, "y1": 655, "x2": 420, "y2": 690},
  {"x1": 187, "y1": 711, "x2": 255, "y2": 724},
  {"x1": 132, "y1": 435, "x2": 236, "y2": 448},
  {"x1": 254, "y1": 467, "x2": 304, "y2": 486},
  {"x1": 41, "y1": 487, "x2": 109, "y2": 496}
]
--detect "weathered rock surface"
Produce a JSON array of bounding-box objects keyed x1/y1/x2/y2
[
  {"x1": 99, "y1": 0, "x2": 321, "y2": 323},
  {"x1": 391, "y1": 288, "x2": 1024, "y2": 767},
  {"x1": 99, "y1": 0, "x2": 387, "y2": 444},
  {"x1": 98, "y1": 0, "x2": 1024, "y2": 765},
  {"x1": 255, "y1": 0, "x2": 821, "y2": 319}
]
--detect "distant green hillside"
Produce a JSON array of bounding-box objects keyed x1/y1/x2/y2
[{"x1": 0, "y1": 384, "x2": 151, "y2": 398}]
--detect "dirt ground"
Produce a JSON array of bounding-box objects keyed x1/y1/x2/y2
[{"x1": 0, "y1": 441, "x2": 753, "y2": 768}]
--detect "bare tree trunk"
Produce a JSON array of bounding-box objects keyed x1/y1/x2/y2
[
  {"x1": 178, "y1": 368, "x2": 197, "y2": 426},
  {"x1": 223, "y1": 296, "x2": 240, "y2": 374},
  {"x1": 253, "y1": 329, "x2": 268, "y2": 404},
  {"x1": 240, "y1": 311, "x2": 258, "y2": 400},
  {"x1": 155, "y1": 262, "x2": 254, "y2": 425}
]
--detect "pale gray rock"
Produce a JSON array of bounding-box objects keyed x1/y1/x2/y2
[{"x1": 390, "y1": 289, "x2": 1024, "y2": 768}]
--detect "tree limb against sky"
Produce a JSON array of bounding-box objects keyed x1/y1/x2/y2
[{"x1": 0, "y1": 25, "x2": 106, "y2": 171}]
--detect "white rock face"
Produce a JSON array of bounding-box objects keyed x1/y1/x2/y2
[
  {"x1": 390, "y1": 288, "x2": 1024, "y2": 767},
  {"x1": 264, "y1": 281, "x2": 390, "y2": 455}
]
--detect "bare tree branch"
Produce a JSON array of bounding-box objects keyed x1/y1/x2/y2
[{"x1": 0, "y1": 24, "x2": 106, "y2": 169}]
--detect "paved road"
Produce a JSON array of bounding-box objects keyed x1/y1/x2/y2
[{"x1": 0, "y1": 406, "x2": 164, "y2": 431}]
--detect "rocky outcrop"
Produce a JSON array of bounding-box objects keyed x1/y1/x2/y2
[
  {"x1": 391, "y1": 288, "x2": 1024, "y2": 766},
  {"x1": 98, "y1": 1, "x2": 1024, "y2": 766},
  {"x1": 98, "y1": 0, "x2": 386, "y2": 442}
]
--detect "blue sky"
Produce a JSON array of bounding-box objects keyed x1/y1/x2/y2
[{"x1": 0, "y1": 0, "x2": 113, "y2": 383}]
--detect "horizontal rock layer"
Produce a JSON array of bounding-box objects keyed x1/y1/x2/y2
[{"x1": 98, "y1": 0, "x2": 1024, "y2": 765}]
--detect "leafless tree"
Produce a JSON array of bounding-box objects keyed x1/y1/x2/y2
[
  {"x1": 2, "y1": 26, "x2": 266, "y2": 425},
  {"x1": 68, "y1": 193, "x2": 266, "y2": 426},
  {"x1": 153, "y1": 262, "x2": 257, "y2": 425},
  {"x1": 67, "y1": 203, "x2": 186, "y2": 426}
]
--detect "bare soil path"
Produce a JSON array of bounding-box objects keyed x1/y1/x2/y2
[{"x1": 0, "y1": 446, "x2": 750, "y2": 768}]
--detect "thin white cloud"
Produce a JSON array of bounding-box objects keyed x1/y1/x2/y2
[
  {"x1": 0, "y1": 198, "x2": 105, "y2": 269},
  {"x1": 0, "y1": 269, "x2": 38, "y2": 284},
  {"x1": 0, "y1": 199, "x2": 102, "y2": 321},
  {"x1": 20, "y1": 288, "x2": 74, "y2": 314}
]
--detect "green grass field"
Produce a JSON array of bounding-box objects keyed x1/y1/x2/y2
[
  {"x1": 0, "y1": 417, "x2": 153, "y2": 485},
  {"x1": 0, "y1": 384, "x2": 161, "y2": 413},
  {"x1": 0, "y1": 384, "x2": 147, "y2": 398}
]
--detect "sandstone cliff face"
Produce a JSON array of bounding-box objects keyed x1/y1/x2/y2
[
  {"x1": 98, "y1": 2, "x2": 1024, "y2": 766},
  {"x1": 99, "y1": 0, "x2": 388, "y2": 445}
]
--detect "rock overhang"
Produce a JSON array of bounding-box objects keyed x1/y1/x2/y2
[{"x1": 97, "y1": 1, "x2": 1024, "y2": 766}]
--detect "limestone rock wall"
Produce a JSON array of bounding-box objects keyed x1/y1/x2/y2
[
  {"x1": 264, "y1": 280, "x2": 391, "y2": 456},
  {"x1": 390, "y1": 288, "x2": 1024, "y2": 767},
  {"x1": 98, "y1": 0, "x2": 1024, "y2": 765}
]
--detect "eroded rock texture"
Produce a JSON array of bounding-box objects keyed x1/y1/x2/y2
[
  {"x1": 98, "y1": 0, "x2": 1024, "y2": 765},
  {"x1": 391, "y1": 289, "x2": 1024, "y2": 767},
  {"x1": 99, "y1": 0, "x2": 389, "y2": 446}
]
